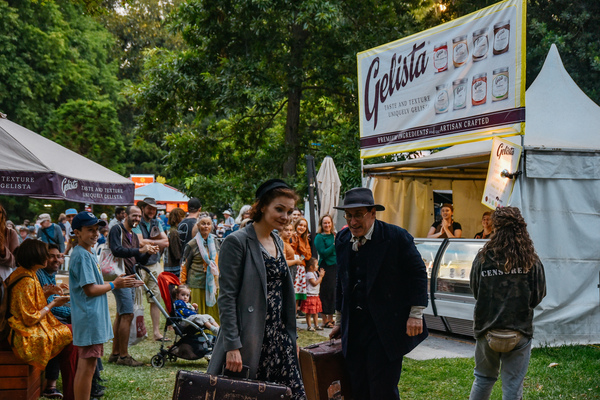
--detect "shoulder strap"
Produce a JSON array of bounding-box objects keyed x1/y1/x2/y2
[
  {"x1": 139, "y1": 221, "x2": 150, "y2": 238},
  {"x1": 7, "y1": 275, "x2": 32, "y2": 290},
  {"x1": 40, "y1": 228, "x2": 58, "y2": 245}
]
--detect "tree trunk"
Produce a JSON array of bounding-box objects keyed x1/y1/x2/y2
[{"x1": 282, "y1": 23, "x2": 308, "y2": 178}]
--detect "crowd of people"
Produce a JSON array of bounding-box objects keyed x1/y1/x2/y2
[{"x1": 0, "y1": 182, "x2": 546, "y2": 400}]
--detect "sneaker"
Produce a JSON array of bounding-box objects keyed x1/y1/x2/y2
[
  {"x1": 91, "y1": 385, "x2": 105, "y2": 398},
  {"x1": 107, "y1": 353, "x2": 119, "y2": 363},
  {"x1": 116, "y1": 355, "x2": 144, "y2": 367},
  {"x1": 42, "y1": 387, "x2": 64, "y2": 399}
]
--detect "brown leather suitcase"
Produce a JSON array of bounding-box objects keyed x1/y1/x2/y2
[
  {"x1": 172, "y1": 369, "x2": 292, "y2": 400},
  {"x1": 299, "y1": 340, "x2": 353, "y2": 400}
]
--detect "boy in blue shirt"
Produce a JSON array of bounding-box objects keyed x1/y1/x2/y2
[{"x1": 69, "y1": 212, "x2": 143, "y2": 400}]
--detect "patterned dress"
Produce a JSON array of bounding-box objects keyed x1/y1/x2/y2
[
  {"x1": 256, "y1": 244, "x2": 306, "y2": 400},
  {"x1": 8, "y1": 267, "x2": 72, "y2": 369}
]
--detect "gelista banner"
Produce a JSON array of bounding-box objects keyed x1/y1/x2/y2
[{"x1": 357, "y1": 0, "x2": 525, "y2": 158}]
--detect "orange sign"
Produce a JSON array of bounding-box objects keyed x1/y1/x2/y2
[{"x1": 130, "y1": 174, "x2": 155, "y2": 189}]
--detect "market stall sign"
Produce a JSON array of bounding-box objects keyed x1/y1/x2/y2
[
  {"x1": 481, "y1": 137, "x2": 522, "y2": 209},
  {"x1": 357, "y1": 0, "x2": 525, "y2": 158},
  {"x1": 130, "y1": 174, "x2": 155, "y2": 189},
  {"x1": 0, "y1": 171, "x2": 135, "y2": 205}
]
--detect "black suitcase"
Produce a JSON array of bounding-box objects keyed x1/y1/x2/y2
[{"x1": 172, "y1": 369, "x2": 292, "y2": 400}]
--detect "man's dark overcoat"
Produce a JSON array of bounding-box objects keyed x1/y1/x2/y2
[{"x1": 335, "y1": 219, "x2": 429, "y2": 361}]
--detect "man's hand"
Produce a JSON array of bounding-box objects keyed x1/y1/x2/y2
[
  {"x1": 113, "y1": 274, "x2": 144, "y2": 289},
  {"x1": 43, "y1": 284, "x2": 63, "y2": 296},
  {"x1": 226, "y1": 349, "x2": 243, "y2": 373},
  {"x1": 329, "y1": 325, "x2": 342, "y2": 339},
  {"x1": 406, "y1": 317, "x2": 423, "y2": 337}
]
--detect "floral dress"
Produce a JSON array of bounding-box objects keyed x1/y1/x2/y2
[{"x1": 256, "y1": 243, "x2": 306, "y2": 400}]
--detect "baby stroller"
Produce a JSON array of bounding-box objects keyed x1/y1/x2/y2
[{"x1": 133, "y1": 266, "x2": 215, "y2": 368}]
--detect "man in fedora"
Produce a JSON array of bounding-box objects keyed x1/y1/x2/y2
[
  {"x1": 330, "y1": 187, "x2": 428, "y2": 399},
  {"x1": 133, "y1": 197, "x2": 170, "y2": 341}
]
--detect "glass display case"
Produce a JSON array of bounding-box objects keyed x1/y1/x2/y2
[{"x1": 413, "y1": 238, "x2": 488, "y2": 336}]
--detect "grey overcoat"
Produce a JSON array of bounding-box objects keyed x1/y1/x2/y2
[{"x1": 206, "y1": 224, "x2": 298, "y2": 379}]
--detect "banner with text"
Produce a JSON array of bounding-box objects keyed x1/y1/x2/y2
[
  {"x1": 0, "y1": 171, "x2": 135, "y2": 205},
  {"x1": 481, "y1": 137, "x2": 522, "y2": 209},
  {"x1": 358, "y1": 0, "x2": 525, "y2": 158}
]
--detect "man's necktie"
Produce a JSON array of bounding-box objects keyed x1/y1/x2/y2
[{"x1": 352, "y1": 236, "x2": 366, "y2": 252}]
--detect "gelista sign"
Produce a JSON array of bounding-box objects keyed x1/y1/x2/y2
[{"x1": 357, "y1": 0, "x2": 526, "y2": 158}]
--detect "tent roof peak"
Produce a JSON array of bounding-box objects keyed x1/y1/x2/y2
[{"x1": 525, "y1": 44, "x2": 600, "y2": 150}]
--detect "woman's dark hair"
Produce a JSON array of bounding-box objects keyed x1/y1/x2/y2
[
  {"x1": 168, "y1": 207, "x2": 186, "y2": 227},
  {"x1": 479, "y1": 206, "x2": 538, "y2": 273},
  {"x1": 249, "y1": 187, "x2": 298, "y2": 223},
  {"x1": 14, "y1": 239, "x2": 49, "y2": 270},
  {"x1": 482, "y1": 211, "x2": 492, "y2": 218},
  {"x1": 441, "y1": 203, "x2": 454, "y2": 212}
]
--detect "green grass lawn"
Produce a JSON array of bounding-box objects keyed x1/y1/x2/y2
[{"x1": 50, "y1": 292, "x2": 600, "y2": 399}]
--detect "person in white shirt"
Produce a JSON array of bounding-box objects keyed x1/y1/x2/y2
[{"x1": 299, "y1": 257, "x2": 325, "y2": 331}]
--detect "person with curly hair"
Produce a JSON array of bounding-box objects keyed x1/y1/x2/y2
[{"x1": 469, "y1": 206, "x2": 547, "y2": 400}]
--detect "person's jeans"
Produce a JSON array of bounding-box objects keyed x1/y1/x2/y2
[{"x1": 469, "y1": 334, "x2": 532, "y2": 400}]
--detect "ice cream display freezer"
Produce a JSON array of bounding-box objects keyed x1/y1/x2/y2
[{"x1": 414, "y1": 238, "x2": 488, "y2": 337}]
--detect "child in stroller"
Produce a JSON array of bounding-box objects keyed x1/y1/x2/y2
[
  {"x1": 150, "y1": 271, "x2": 215, "y2": 368},
  {"x1": 172, "y1": 284, "x2": 220, "y2": 335}
]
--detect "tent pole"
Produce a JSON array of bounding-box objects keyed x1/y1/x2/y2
[{"x1": 305, "y1": 155, "x2": 317, "y2": 254}]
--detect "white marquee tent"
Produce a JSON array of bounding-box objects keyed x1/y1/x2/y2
[{"x1": 365, "y1": 45, "x2": 600, "y2": 345}]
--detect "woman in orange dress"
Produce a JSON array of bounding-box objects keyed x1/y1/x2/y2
[
  {"x1": 7, "y1": 240, "x2": 73, "y2": 398},
  {"x1": 291, "y1": 217, "x2": 312, "y2": 314}
]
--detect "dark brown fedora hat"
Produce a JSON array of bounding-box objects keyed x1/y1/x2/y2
[
  {"x1": 334, "y1": 187, "x2": 385, "y2": 211},
  {"x1": 137, "y1": 197, "x2": 158, "y2": 209}
]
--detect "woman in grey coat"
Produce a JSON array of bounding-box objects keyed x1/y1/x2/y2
[{"x1": 207, "y1": 179, "x2": 306, "y2": 399}]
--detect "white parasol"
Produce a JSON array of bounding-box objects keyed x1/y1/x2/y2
[{"x1": 316, "y1": 156, "x2": 342, "y2": 225}]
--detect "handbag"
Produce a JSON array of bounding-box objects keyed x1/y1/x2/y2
[
  {"x1": 485, "y1": 329, "x2": 523, "y2": 352},
  {"x1": 129, "y1": 287, "x2": 148, "y2": 346},
  {"x1": 99, "y1": 227, "x2": 125, "y2": 281}
]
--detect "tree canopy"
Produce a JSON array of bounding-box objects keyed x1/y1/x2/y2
[
  {"x1": 133, "y1": 0, "x2": 425, "y2": 209},
  {"x1": 2, "y1": 0, "x2": 600, "y2": 218}
]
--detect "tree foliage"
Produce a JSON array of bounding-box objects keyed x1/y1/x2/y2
[
  {"x1": 0, "y1": 0, "x2": 121, "y2": 133},
  {"x1": 134, "y1": 0, "x2": 425, "y2": 208},
  {"x1": 43, "y1": 99, "x2": 126, "y2": 174}
]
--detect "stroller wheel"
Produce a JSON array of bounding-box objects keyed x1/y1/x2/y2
[
  {"x1": 151, "y1": 354, "x2": 165, "y2": 368},
  {"x1": 166, "y1": 354, "x2": 177, "y2": 362}
]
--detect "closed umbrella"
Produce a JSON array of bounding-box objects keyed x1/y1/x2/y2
[{"x1": 316, "y1": 156, "x2": 342, "y2": 225}]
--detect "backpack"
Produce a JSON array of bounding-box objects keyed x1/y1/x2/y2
[{"x1": 0, "y1": 274, "x2": 32, "y2": 342}]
